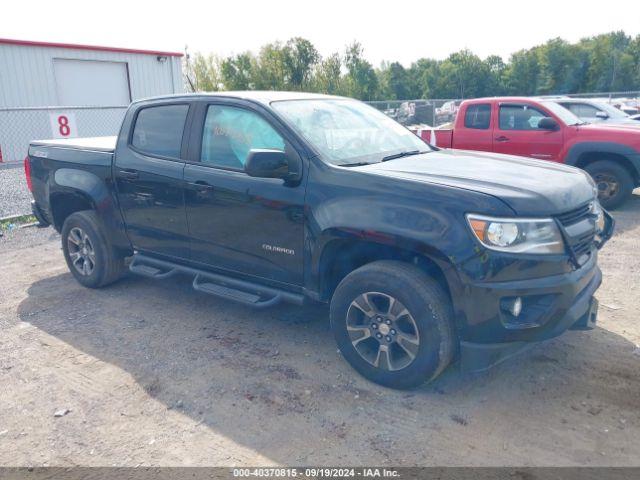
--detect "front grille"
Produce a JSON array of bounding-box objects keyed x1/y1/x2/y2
[
  {"x1": 555, "y1": 203, "x2": 596, "y2": 265},
  {"x1": 556, "y1": 203, "x2": 591, "y2": 226},
  {"x1": 571, "y1": 231, "x2": 595, "y2": 257}
]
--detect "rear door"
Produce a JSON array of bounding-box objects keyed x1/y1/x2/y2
[
  {"x1": 114, "y1": 102, "x2": 192, "y2": 259},
  {"x1": 183, "y1": 100, "x2": 306, "y2": 286},
  {"x1": 451, "y1": 103, "x2": 493, "y2": 151},
  {"x1": 492, "y1": 102, "x2": 563, "y2": 161}
]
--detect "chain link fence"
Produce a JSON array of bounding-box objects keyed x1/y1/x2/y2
[
  {"x1": 0, "y1": 106, "x2": 127, "y2": 164},
  {"x1": 367, "y1": 91, "x2": 640, "y2": 129},
  {"x1": 1, "y1": 91, "x2": 639, "y2": 164}
]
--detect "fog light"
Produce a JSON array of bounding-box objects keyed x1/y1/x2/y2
[
  {"x1": 502, "y1": 297, "x2": 522, "y2": 317},
  {"x1": 511, "y1": 297, "x2": 522, "y2": 317}
]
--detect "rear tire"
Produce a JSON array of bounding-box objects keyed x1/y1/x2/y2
[
  {"x1": 330, "y1": 260, "x2": 455, "y2": 389},
  {"x1": 61, "y1": 210, "x2": 125, "y2": 288},
  {"x1": 584, "y1": 160, "x2": 634, "y2": 209}
]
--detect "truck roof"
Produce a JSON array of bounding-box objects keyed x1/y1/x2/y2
[
  {"x1": 462, "y1": 97, "x2": 550, "y2": 104},
  {"x1": 135, "y1": 91, "x2": 346, "y2": 106}
]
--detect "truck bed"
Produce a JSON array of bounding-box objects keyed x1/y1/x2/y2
[
  {"x1": 29, "y1": 136, "x2": 116, "y2": 167},
  {"x1": 30, "y1": 136, "x2": 117, "y2": 153}
]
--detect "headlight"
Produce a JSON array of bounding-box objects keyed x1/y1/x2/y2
[
  {"x1": 590, "y1": 201, "x2": 605, "y2": 233},
  {"x1": 467, "y1": 214, "x2": 565, "y2": 254}
]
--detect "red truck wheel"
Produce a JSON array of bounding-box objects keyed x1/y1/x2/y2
[{"x1": 585, "y1": 160, "x2": 634, "y2": 209}]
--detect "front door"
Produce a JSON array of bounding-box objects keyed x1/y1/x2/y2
[
  {"x1": 492, "y1": 103, "x2": 564, "y2": 161},
  {"x1": 184, "y1": 102, "x2": 305, "y2": 286},
  {"x1": 114, "y1": 102, "x2": 191, "y2": 259}
]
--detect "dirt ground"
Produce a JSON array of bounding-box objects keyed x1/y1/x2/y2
[{"x1": 1, "y1": 193, "x2": 639, "y2": 467}]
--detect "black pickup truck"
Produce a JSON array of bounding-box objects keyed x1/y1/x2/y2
[{"x1": 26, "y1": 92, "x2": 614, "y2": 389}]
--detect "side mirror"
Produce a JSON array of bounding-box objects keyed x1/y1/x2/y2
[
  {"x1": 245, "y1": 149, "x2": 291, "y2": 180},
  {"x1": 538, "y1": 117, "x2": 559, "y2": 131},
  {"x1": 595, "y1": 111, "x2": 609, "y2": 119}
]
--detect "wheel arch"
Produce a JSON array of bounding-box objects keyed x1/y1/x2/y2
[
  {"x1": 565, "y1": 142, "x2": 640, "y2": 185},
  {"x1": 50, "y1": 168, "x2": 133, "y2": 255},
  {"x1": 312, "y1": 232, "x2": 464, "y2": 329},
  {"x1": 50, "y1": 190, "x2": 96, "y2": 231}
]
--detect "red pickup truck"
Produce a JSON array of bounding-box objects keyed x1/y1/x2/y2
[{"x1": 430, "y1": 97, "x2": 640, "y2": 208}]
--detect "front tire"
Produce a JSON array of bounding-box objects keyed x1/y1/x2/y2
[
  {"x1": 584, "y1": 160, "x2": 634, "y2": 209},
  {"x1": 330, "y1": 261, "x2": 455, "y2": 389},
  {"x1": 61, "y1": 211, "x2": 125, "y2": 288}
]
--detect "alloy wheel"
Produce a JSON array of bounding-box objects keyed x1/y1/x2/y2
[
  {"x1": 67, "y1": 227, "x2": 96, "y2": 276},
  {"x1": 346, "y1": 292, "x2": 420, "y2": 371}
]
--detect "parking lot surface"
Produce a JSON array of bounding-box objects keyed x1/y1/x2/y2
[
  {"x1": 0, "y1": 164, "x2": 32, "y2": 218},
  {"x1": 1, "y1": 192, "x2": 639, "y2": 467}
]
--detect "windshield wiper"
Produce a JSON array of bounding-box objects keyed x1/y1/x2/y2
[
  {"x1": 339, "y1": 161, "x2": 379, "y2": 167},
  {"x1": 381, "y1": 150, "x2": 426, "y2": 162}
]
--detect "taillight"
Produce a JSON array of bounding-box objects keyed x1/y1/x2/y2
[{"x1": 24, "y1": 156, "x2": 33, "y2": 192}]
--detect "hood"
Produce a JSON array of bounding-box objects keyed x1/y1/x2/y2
[
  {"x1": 599, "y1": 118, "x2": 640, "y2": 126},
  {"x1": 579, "y1": 122, "x2": 640, "y2": 133},
  {"x1": 359, "y1": 149, "x2": 595, "y2": 215}
]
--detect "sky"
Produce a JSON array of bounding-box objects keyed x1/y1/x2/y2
[{"x1": 3, "y1": 0, "x2": 639, "y2": 66}]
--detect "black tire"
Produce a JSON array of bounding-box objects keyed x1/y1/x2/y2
[
  {"x1": 61, "y1": 210, "x2": 125, "y2": 288},
  {"x1": 330, "y1": 260, "x2": 455, "y2": 389},
  {"x1": 584, "y1": 160, "x2": 634, "y2": 210}
]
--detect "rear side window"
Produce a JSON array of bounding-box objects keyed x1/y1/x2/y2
[
  {"x1": 131, "y1": 104, "x2": 189, "y2": 158},
  {"x1": 464, "y1": 104, "x2": 491, "y2": 129}
]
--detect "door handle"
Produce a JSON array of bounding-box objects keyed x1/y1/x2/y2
[
  {"x1": 494, "y1": 136, "x2": 510, "y2": 142},
  {"x1": 191, "y1": 181, "x2": 214, "y2": 191},
  {"x1": 118, "y1": 169, "x2": 139, "y2": 180}
]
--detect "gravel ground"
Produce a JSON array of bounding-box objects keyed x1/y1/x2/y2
[
  {"x1": 0, "y1": 193, "x2": 639, "y2": 467},
  {"x1": 0, "y1": 164, "x2": 32, "y2": 218}
]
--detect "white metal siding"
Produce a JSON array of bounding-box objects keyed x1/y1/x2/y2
[
  {"x1": 53, "y1": 59, "x2": 131, "y2": 106},
  {"x1": 0, "y1": 42, "x2": 183, "y2": 163},
  {"x1": 0, "y1": 43, "x2": 183, "y2": 108}
]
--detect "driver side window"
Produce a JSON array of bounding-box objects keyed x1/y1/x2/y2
[
  {"x1": 201, "y1": 105, "x2": 285, "y2": 169},
  {"x1": 499, "y1": 105, "x2": 547, "y2": 131}
]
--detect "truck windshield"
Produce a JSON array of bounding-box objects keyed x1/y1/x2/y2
[
  {"x1": 596, "y1": 102, "x2": 629, "y2": 119},
  {"x1": 272, "y1": 99, "x2": 431, "y2": 166},
  {"x1": 540, "y1": 101, "x2": 585, "y2": 126}
]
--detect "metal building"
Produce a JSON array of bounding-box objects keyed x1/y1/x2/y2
[{"x1": 0, "y1": 38, "x2": 184, "y2": 163}]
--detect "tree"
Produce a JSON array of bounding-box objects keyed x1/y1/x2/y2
[
  {"x1": 254, "y1": 43, "x2": 288, "y2": 90},
  {"x1": 537, "y1": 38, "x2": 585, "y2": 94},
  {"x1": 220, "y1": 52, "x2": 256, "y2": 90},
  {"x1": 343, "y1": 41, "x2": 379, "y2": 100},
  {"x1": 283, "y1": 37, "x2": 320, "y2": 90},
  {"x1": 189, "y1": 31, "x2": 640, "y2": 100},
  {"x1": 505, "y1": 48, "x2": 541, "y2": 95},
  {"x1": 582, "y1": 31, "x2": 632, "y2": 91},
  {"x1": 313, "y1": 53, "x2": 342, "y2": 94},
  {"x1": 381, "y1": 62, "x2": 411, "y2": 100},
  {"x1": 408, "y1": 58, "x2": 441, "y2": 98},
  {"x1": 434, "y1": 50, "x2": 490, "y2": 98},
  {"x1": 484, "y1": 55, "x2": 508, "y2": 95},
  {"x1": 189, "y1": 53, "x2": 222, "y2": 92}
]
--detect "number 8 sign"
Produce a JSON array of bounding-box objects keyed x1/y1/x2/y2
[{"x1": 49, "y1": 112, "x2": 77, "y2": 139}]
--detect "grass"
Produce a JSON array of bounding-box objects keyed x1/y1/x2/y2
[{"x1": 0, "y1": 214, "x2": 37, "y2": 230}]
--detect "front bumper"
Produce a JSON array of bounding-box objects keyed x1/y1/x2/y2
[
  {"x1": 460, "y1": 271, "x2": 600, "y2": 372},
  {"x1": 457, "y1": 210, "x2": 613, "y2": 372}
]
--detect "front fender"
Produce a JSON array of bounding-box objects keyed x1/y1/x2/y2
[
  {"x1": 304, "y1": 193, "x2": 477, "y2": 310},
  {"x1": 564, "y1": 141, "x2": 640, "y2": 179}
]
